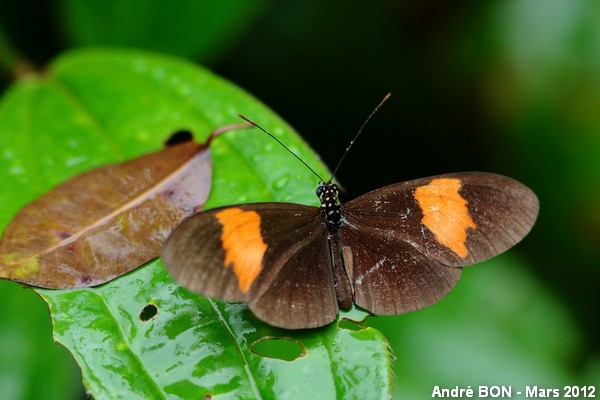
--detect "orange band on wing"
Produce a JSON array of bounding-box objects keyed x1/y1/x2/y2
[
  {"x1": 414, "y1": 178, "x2": 476, "y2": 258},
  {"x1": 216, "y1": 208, "x2": 267, "y2": 293}
]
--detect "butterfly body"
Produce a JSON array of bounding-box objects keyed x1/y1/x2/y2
[
  {"x1": 317, "y1": 182, "x2": 344, "y2": 231},
  {"x1": 162, "y1": 172, "x2": 538, "y2": 330}
]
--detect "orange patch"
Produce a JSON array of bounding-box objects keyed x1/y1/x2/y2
[
  {"x1": 216, "y1": 208, "x2": 267, "y2": 292},
  {"x1": 414, "y1": 178, "x2": 476, "y2": 258}
]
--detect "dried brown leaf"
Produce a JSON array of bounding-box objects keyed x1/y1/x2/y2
[{"x1": 0, "y1": 140, "x2": 212, "y2": 288}]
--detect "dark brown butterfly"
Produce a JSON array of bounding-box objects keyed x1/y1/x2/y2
[{"x1": 162, "y1": 97, "x2": 539, "y2": 329}]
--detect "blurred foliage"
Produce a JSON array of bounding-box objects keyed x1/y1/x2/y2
[
  {"x1": 0, "y1": 284, "x2": 81, "y2": 399},
  {"x1": 55, "y1": 0, "x2": 266, "y2": 61},
  {"x1": 0, "y1": 0, "x2": 598, "y2": 398}
]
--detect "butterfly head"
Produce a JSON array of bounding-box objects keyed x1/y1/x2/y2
[{"x1": 317, "y1": 182, "x2": 344, "y2": 232}]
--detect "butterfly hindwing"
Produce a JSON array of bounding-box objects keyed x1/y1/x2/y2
[
  {"x1": 162, "y1": 203, "x2": 339, "y2": 329},
  {"x1": 342, "y1": 172, "x2": 538, "y2": 315},
  {"x1": 340, "y1": 224, "x2": 462, "y2": 315},
  {"x1": 246, "y1": 214, "x2": 339, "y2": 329}
]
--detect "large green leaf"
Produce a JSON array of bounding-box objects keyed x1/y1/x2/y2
[{"x1": 0, "y1": 48, "x2": 391, "y2": 399}]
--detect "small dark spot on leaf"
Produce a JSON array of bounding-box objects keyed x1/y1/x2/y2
[
  {"x1": 165, "y1": 130, "x2": 193, "y2": 146},
  {"x1": 203, "y1": 394, "x2": 212, "y2": 400},
  {"x1": 139, "y1": 303, "x2": 158, "y2": 321},
  {"x1": 162, "y1": 188, "x2": 176, "y2": 199},
  {"x1": 250, "y1": 336, "x2": 305, "y2": 361},
  {"x1": 79, "y1": 275, "x2": 93, "y2": 285},
  {"x1": 57, "y1": 231, "x2": 71, "y2": 239}
]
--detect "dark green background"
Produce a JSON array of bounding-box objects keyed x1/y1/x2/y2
[{"x1": 1, "y1": 0, "x2": 598, "y2": 398}]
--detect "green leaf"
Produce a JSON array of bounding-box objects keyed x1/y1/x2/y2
[
  {"x1": 0, "y1": 48, "x2": 392, "y2": 399},
  {"x1": 55, "y1": 0, "x2": 267, "y2": 61},
  {"x1": 0, "y1": 281, "x2": 82, "y2": 400},
  {"x1": 42, "y1": 260, "x2": 390, "y2": 399}
]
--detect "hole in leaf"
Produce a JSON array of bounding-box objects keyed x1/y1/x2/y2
[
  {"x1": 338, "y1": 318, "x2": 364, "y2": 331},
  {"x1": 139, "y1": 303, "x2": 158, "y2": 321},
  {"x1": 250, "y1": 336, "x2": 305, "y2": 361},
  {"x1": 338, "y1": 306, "x2": 371, "y2": 330},
  {"x1": 165, "y1": 129, "x2": 193, "y2": 146}
]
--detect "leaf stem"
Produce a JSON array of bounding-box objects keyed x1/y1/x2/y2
[{"x1": 0, "y1": 24, "x2": 35, "y2": 79}]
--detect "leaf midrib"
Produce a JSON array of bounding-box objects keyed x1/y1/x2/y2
[
  {"x1": 207, "y1": 298, "x2": 263, "y2": 399},
  {"x1": 90, "y1": 290, "x2": 168, "y2": 399}
]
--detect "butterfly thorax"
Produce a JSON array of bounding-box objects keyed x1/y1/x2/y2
[{"x1": 317, "y1": 182, "x2": 345, "y2": 232}]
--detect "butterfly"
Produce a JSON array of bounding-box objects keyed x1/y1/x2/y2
[{"x1": 161, "y1": 96, "x2": 539, "y2": 330}]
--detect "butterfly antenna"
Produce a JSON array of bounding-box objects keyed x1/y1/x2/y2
[
  {"x1": 238, "y1": 114, "x2": 325, "y2": 182},
  {"x1": 329, "y1": 93, "x2": 391, "y2": 183}
]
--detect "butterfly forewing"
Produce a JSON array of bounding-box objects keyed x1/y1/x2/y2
[
  {"x1": 162, "y1": 203, "x2": 339, "y2": 329},
  {"x1": 344, "y1": 172, "x2": 539, "y2": 268},
  {"x1": 162, "y1": 207, "x2": 247, "y2": 302}
]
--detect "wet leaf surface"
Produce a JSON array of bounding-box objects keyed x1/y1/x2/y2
[
  {"x1": 0, "y1": 140, "x2": 211, "y2": 288},
  {"x1": 42, "y1": 260, "x2": 391, "y2": 399},
  {"x1": 0, "y1": 48, "x2": 392, "y2": 399}
]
